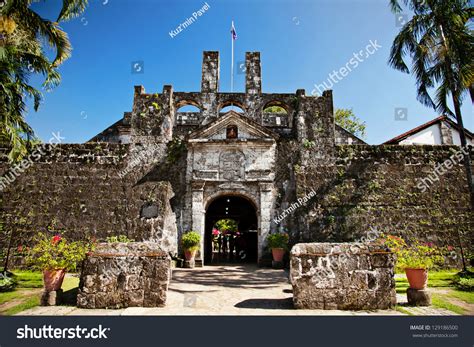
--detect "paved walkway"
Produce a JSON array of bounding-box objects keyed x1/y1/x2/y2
[{"x1": 17, "y1": 265, "x2": 455, "y2": 316}]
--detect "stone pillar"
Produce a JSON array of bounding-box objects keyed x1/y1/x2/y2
[
  {"x1": 41, "y1": 290, "x2": 63, "y2": 306},
  {"x1": 296, "y1": 89, "x2": 307, "y2": 141},
  {"x1": 161, "y1": 85, "x2": 174, "y2": 142},
  {"x1": 200, "y1": 52, "x2": 219, "y2": 124},
  {"x1": 245, "y1": 52, "x2": 262, "y2": 95},
  {"x1": 201, "y1": 51, "x2": 219, "y2": 93},
  {"x1": 191, "y1": 182, "x2": 205, "y2": 265},
  {"x1": 258, "y1": 182, "x2": 273, "y2": 264},
  {"x1": 407, "y1": 288, "x2": 431, "y2": 306}
]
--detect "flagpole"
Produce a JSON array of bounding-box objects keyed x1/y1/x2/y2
[{"x1": 231, "y1": 20, "x2": 234, "y2": 94}]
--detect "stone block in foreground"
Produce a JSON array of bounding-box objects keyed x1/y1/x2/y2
[
  {"x1": 77, "y1": 242, "x2": 171, "y2": 309},
  {"x1": 290, "y1": 242, "x2": 396, "y2": 310}
]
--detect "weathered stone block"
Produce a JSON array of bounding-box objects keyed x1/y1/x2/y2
[
  {"x1": 77, "y1": 242, "x2": 171, "y2": 309},
  {"x1": 291, "y1": 242, "x2": 396, "y2": 310},
  {"x1": 41, "y1": 289, "x2": 63, "y2": 306},
  {"x1": 407, "y1": 288, "x2": 431, "y2": 306}
]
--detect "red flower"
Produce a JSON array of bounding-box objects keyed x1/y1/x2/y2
[
  {"x1": 447, "y1": 245, "x2": 454, "y2": 251},
  {"x1": 17, "y1": 245, "x2": 23, "y2": 253},
  {"x1": 51, "y1": 235, "x2": 62, "y2": 245},
  {"x1": 212, "y1": 228, "x2": 220, "y2": 236}
]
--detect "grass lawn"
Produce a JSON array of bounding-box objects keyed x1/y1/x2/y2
[
  {"x1": 0, "y1": 270, "x2": 79, "y2": 316},
  {"x1": 395, "y1": 268, "x2": 473, "y2": 315}
]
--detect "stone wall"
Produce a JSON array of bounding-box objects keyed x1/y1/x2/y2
[
  {"x1": 77, "y1": 242, "x2": 171, "y2": 308},
  {"x1": 290, "y1": 242, "x2": 396, "y2": 310},
  {"x1": 0, "y1": 144, "x2": 178, "y2": 256},
  {"x1": 291, "y1": 145, "x2": 474, "y2": 256}
]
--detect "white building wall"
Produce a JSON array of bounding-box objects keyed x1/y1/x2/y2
[
  {"x1": 399, "y1": 122, "x2": 473, "y2": 146},
  {"x1": 400, "y1": 124, "x2": 442, "y2": 145},
  {"x1": 451, "y1": 128, "x2": 474, "y2": 146}
]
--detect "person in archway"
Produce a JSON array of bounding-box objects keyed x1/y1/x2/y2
[
  {"x1": 229, "y1": 232, "x2": 235, "y2": 262},
  {"x1": 222, "y1": 232, "x2": 228, "y2": 259}
]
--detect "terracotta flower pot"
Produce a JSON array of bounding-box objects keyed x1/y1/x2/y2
[
  {"x1": 405, "y1": 268, "x2": 428, "y2": 290},
  {"x1": 271, "y1": 248, "x2": 285, "y2": 262},
  {"x1": 43, "y1": 269, "x2": 66, "y2": 292},
  {"x1": 184, "y1": 249, "x2": 197, "y2": 261}
]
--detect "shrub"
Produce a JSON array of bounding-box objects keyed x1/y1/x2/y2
[
  {"x1": 267, "y1": 232, "x2": 289, "y2": 250},
  {"x1": 0, "y1": 272, "x2": 17, "y2": 292},
  {"x1": 105, "y1": 235, "x2": 134, "y2": 243},
  {"x1": 181, "y1": 231, "x2": 201, "y2": 251},
  {"x1": 381, "y1": 235, "x2": 445, "y2": 271},
  {"x1": 26, "y1": 233, "x2": 93, "y2": 271},
  {"x1": 454, "y1": 277, "x2": 474, "y2": 292}
]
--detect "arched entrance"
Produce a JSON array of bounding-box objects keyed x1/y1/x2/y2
[{"x1": 205, "y1": 195, "x2": 258, "y2": 264}]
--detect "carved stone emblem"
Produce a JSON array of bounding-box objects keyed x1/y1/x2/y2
[{"x1": 219, "y1": 151, "x2": 245, "y2": 181}]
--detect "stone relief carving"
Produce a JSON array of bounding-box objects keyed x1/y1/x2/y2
[{"x1": 219, "y1": 150, "x2": 245, "y2": 181}]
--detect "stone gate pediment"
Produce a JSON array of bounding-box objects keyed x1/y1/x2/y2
[{"x1": 188, "y1": 111, "x2": 278, "y2": 142}]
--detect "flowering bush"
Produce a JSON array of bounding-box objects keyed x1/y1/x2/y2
[
  {"x1": 267, "y1": 232, "x2": 289, "y2": 250},
  {"x1": 181, "y1": 231, "x2": 201, "y2": 251},
  {"x1": 380, "y1": 234, "x2": 445, "y2": 271},
  {"x1": 26, "y1": 233, "x2": 93, "y2": 271}
]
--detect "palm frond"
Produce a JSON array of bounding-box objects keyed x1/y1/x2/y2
[{"x1": 57, "y1": 0, "x2": 89, "y2": 21}]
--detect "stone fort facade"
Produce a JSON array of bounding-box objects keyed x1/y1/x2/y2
[{"x1": 1, "y1": 51, "x2": 472, "y2": 266}]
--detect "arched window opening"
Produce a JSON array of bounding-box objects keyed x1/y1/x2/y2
[
  {"x1": 263, "y1": 105, "x2": 287, "y2": 114},
  {"x1": 262, "y1": 102, "x2": 290, "y2": 127},
  {"x1": 176, "y1": 104, "x2": 201, "y2": 125},
  {"x1": 220, "y1": 105, "x2": 245, "y2": 115}
]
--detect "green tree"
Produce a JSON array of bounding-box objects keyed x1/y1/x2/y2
[
  {"x1": 1, "y1": 0, "x2": 89, "y2": 162},
  {"x1": 388, "y1": 0, "x2": 474, "y2": 210},
  {"x1": 263, "y1": 106, "x2": 287, "y2": 114},
  {"x1": 215, "y1": 219, "x2": 238, "y2": 233},
  {"x1": 334, "y1": 108, "x2": 366, "y2": 139}
]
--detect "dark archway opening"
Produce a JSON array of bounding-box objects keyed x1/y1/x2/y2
[{"x1": 205, "y1": 195, "x2": 258, "y2": 265}]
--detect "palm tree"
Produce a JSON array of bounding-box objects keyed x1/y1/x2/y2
[
  {"x1": 389, "y1": 0, "x2": 474, "y2": 206},
  {"x1": 389, "y1": 0, "x2": 473, "y2": 273},
  {"x1": 0, "y1": 0, "x2": 89, "y2": 162},
  {"x1": 1, "y1": 0, "x2": 88, "y2": 273}
]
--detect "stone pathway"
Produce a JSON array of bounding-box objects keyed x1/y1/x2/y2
[
  {"x1": 0, "y1": 289, "x2": 42, "y2": 315},
  {"x1": 396, "y1": 292, "x2": 458, "y2": 316},
  {"x1": 430, "y1": 288, "x2": 474, "y2": 315},
  {"x1": 16, "y1": 265, "x2": 458, "y2": 316}
]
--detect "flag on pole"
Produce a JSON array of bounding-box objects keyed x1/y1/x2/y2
[
  {"x1": 230, "y1": 21, "x2": 237, "y2": 94},
  {"x1": 231, "y1": 21, "x2": 237, "y2": 40}
]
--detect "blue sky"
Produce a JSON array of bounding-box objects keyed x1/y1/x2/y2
[{"x1": 27, "y1": 0, "x2": 473, "y2": 144}]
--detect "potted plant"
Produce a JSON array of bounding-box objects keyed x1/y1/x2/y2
[
  {"x1": 181, "y1": 231, "x2": 201, "y2": 262},
  {"x1": 26, "y1": 233, "x2": 91, "y2": 292},
  {"x1": 383, "y1": 235, "x2": 444, "y2": 290},
  {"x1": 267, "y1": 232, "x2": 289, "y2": 262}
]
